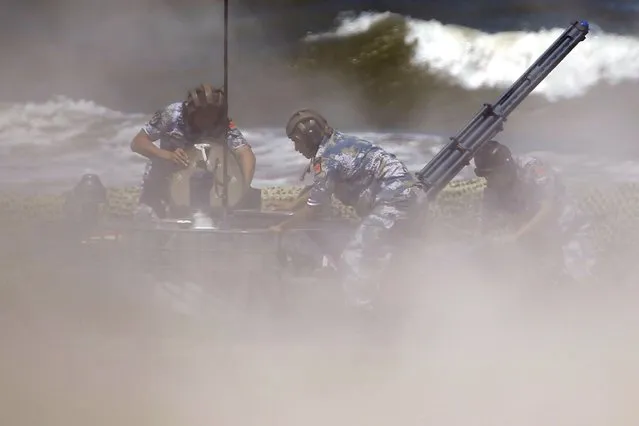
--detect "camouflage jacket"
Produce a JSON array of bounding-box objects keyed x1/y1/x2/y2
[
  {"x1": 481, "y1": 155, "x2": 584, "y2": 236},
  {"x1": 306, "y1": 130, "x2": 417, "y2": 216},
  {"x1": 138, "y1": 102, "x2": 250, "y2": 203}
]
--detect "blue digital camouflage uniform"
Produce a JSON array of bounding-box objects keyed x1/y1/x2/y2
[
  {"x1": 134, "y1": 102, "x2": 250, "y2": 219},
  {"x1": 306, "y1": 130, "x2": 421, "y2": 308},
  {"x1": 480, "y1": 155, "x2": 596, "y2": 282}
]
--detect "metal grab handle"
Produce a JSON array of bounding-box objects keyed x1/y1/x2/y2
[{"x1": 193, "y1": 143, "x2": 212, "y2": 166}]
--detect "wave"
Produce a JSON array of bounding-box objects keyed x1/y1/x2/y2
[
  {"x1": 0, "y1": 97, "x2": 445, "y2": 191},
  {"x1": 303, "y1": 11, "x2": 639, "y2": 101},
  {"x1": 2, "y1": 97, "x2": 639, "y2": 194}
]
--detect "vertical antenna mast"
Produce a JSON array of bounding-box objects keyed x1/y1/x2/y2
[{"x1": 221, "y1": 0, "x2": 230, "y2": 223}]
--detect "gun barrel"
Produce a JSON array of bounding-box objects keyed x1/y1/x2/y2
[{"x1": 416, "y1": 20, "x2": 589, "y2": 199}]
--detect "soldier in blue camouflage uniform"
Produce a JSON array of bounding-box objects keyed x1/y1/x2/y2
[
  {"x1": 270, "y1": 109, "x2": 421, "y2": 308},
  {"x1": 130, "y1": 83, "x2": 256, "y2": 219},
  {"x1": 474, "y1": 140, "x2": 596, "y2": 283}
]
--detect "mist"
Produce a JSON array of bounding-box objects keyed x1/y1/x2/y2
[
  {"x1": 0, "y1": 0, "x2": 374, "y2": 129},
  {"x1": 4, "y1": 0, "x2": 639, "y2": 140},
  {"x1": 2, "y1": 1, "x2": 639, "y2": 425},
  {"x1": 3, "y1": 224, "x2": 639, "y2": 426}
]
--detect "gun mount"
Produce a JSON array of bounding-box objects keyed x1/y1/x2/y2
[
  {"x1": 416, "y1": 20, "x2": 590, "y2": 200},
  {"x1": 22, "y1": 19, "x2": 592, "y2": 323}
]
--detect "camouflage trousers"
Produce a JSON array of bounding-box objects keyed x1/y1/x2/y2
[
  {"x1": 135, "y1": 180, "x2": 170, "y2": 221},
  {"x1": 339, "y1": 190, "x2": 420, "y2": 309}
]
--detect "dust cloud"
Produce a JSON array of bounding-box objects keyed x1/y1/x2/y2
[
  {"x1": 2, "y1": 226, "x2": 639, "y2": 426},
  {"x1": 2, "y1": 1, "x2": 639, "y2": 425}
]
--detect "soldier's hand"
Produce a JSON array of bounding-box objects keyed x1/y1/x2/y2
[{"x1": 160, "y1": 148, "x2": 189, "y2": 167}]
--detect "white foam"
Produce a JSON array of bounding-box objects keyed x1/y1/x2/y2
[
  {"x1": 0, "y1": 97, "x2": 639, "y2": 192},
  {"x1": 307, "y1": 12, "x2": 639, "y2": 101}
]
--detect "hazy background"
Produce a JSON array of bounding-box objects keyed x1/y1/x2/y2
[
  {"x1": 4, "y1": 0, "x2": 639, "y2": 129},
  {"x1": 2, "y1": 0, "x2": 639, "y2": 190},
  {"x1": 3, "y1": 1, "x2": 639, "y2": 425}
]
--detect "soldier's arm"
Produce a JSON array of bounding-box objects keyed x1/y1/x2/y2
[
  {"x1": 479, "y1": 192, "x2": 499, "y2": 235},
  {"x1": 227, "y1": 122, "x2": 256, "y2": 186},
  {"x1": 131, "y1": 107, "x2": 173, "y2": 160},
  {"x1": 513, "y1": 200, "x2": 554, "y2": 240},
  {"x1": 512, "y1": 160, "x2": 557, "y2": 239},
  {"x1": 273, "y1": 185, "x2": 313, "y2": 212},
  {"x1": 290, "y1": 185, "x2": 313, "y2": 210},
  {"x1": 271, "y1": 158, "x2": 335, "y2": 231}
]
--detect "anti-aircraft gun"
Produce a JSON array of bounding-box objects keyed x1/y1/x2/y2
[
  {"x1": 54, "y1": 17, "x2": 592, "y2": 320},
  {"x1": 415, "y1": 20, "x2": 590, "y2": 199}
]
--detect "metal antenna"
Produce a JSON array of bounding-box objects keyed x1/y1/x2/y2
[{"x1": 221, "y1": 0, "x2": 230, "y2": 224}]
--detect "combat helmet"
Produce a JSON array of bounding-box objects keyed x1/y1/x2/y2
[
  {"x1": 286, "y1": 109, "x2": 332, "y2": 158},
  {"x1": 473, "y1": 140, "x2": 515, "y2": 177},
  {"x1": 185, "y1": 84, "x2": 225, "y2": 113},
  {"x1": 184, "y1": 84, "x2": 228, "y2": 134}
]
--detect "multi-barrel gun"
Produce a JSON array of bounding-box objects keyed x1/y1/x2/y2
[{"x1": 416, "y1": 20, "x2": 590, "y2": 199}]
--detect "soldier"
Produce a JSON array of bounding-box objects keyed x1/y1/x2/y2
[
  {"x1": 473, "y1": 140, "x2": 596, "y2": 283},
  {"x1": 130, "y1": 83, "x2": 256, "y2": 219},
  {"x1": 269, "y1": 109, "x2": 422, "y2": 309}
]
